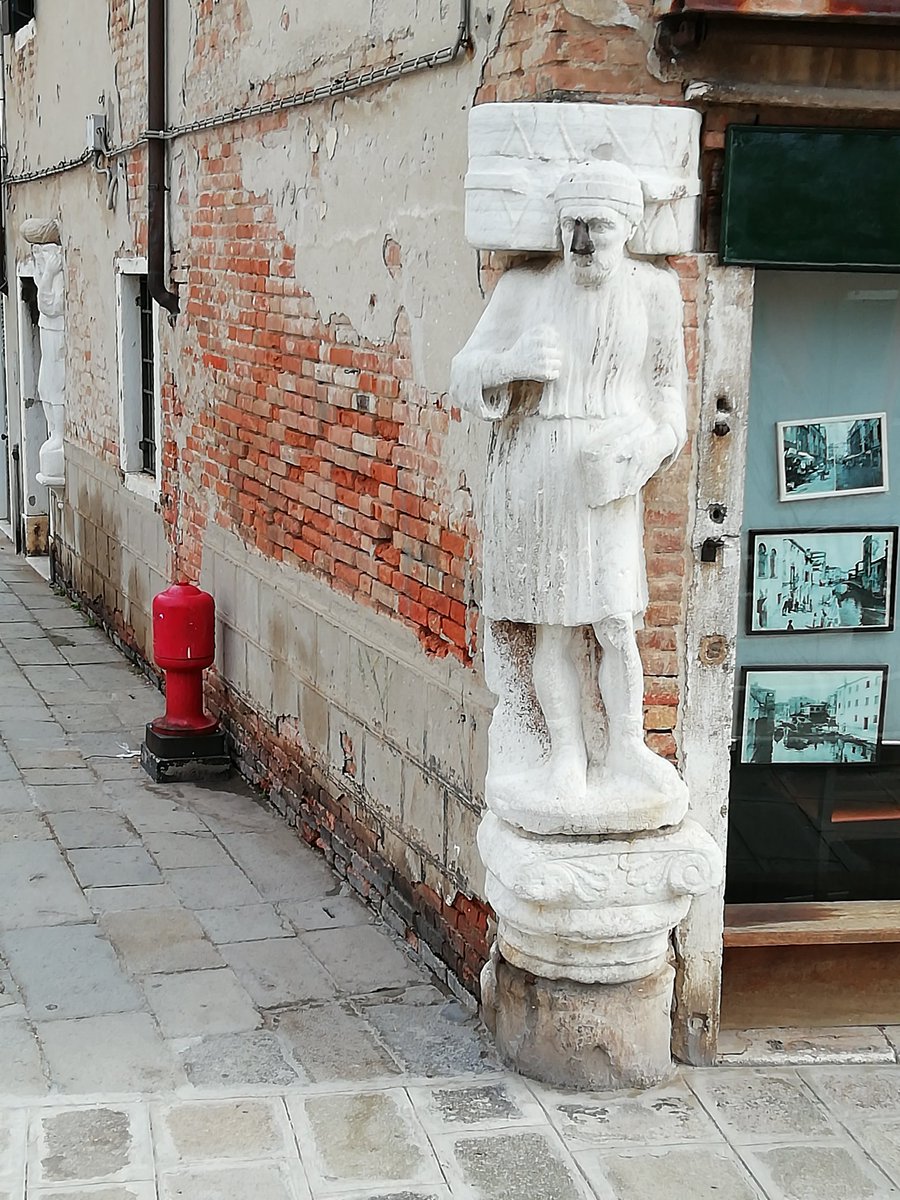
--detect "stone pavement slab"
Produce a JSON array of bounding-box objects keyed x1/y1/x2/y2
[
  {"x1": 0, "y1": 841, "x2": 92, "y2": 927},
  {"x1": 1, "y1": 925, "x2": 143, "y2": 1020},
  {"x1": 142, "y1": 968, "x2": 261, "y2": 1038},
  {"x1": 270, "y1": 1003, "x2": 402, "y2": 1083},
  {"x1": 38, "y1": 1012, "x2": 186, "y2": 1094}
]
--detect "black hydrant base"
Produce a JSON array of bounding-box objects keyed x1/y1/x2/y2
[{"x1": 142, "y1": 723, "x2": 232, "y2": 782}]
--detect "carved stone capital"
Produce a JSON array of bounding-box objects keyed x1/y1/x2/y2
[{"x1": 478, "y1": 813, "x2": 724, "y2": 985}]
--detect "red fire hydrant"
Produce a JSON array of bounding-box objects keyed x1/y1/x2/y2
[
  {"x1": 151, "y1": 582, "x2": 218, "y2": 735},
  {"x1": 142, "y1": 581, "x2": 231, "y2": 781}
]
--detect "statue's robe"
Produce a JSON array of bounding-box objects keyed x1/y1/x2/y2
[{"x1": 452, "y1": 257, "x2": 687, "y2": 627}]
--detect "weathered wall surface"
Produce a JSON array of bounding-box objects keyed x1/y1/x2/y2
[{"x1": 3, "y1": 0, "x2": 732, "y2": 1006}]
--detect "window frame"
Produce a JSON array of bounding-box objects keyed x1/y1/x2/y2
[{"x1": 116, "y1": 258, "x2": 162, "y2": 502}]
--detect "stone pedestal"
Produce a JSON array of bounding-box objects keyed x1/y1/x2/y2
[{"x1": 483, "y1": 951, "x2": 675, "y2": 1091}]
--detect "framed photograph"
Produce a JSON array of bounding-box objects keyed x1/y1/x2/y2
[
  {"x1": 777, "y1": 412, "x2": 888, "y2": 501},
  {"x1": 739, "y1": 666, "x2": 888, "y2": 765},
  {"x1": 748, "y1": 527, "x2": 897, "y2": 634}
]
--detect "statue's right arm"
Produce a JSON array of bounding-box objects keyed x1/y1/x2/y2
[{"x1": 450, "y1": 271, "x2": 538, "y2": 420}]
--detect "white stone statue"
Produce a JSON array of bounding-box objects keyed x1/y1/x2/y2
[
  {"x1": 451, "y1": 161, "x2": 689, "y2": 836},
  {"x1": 22, "y1": 218, "x2": 66, "y2": 489}
]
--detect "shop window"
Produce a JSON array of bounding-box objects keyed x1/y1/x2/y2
[
  {"x1": 116, "y1": 260, "x2": 160, "y2": 498},
  {"x1": 728, "y1": 270, "x2": 900, "y2": 903}
]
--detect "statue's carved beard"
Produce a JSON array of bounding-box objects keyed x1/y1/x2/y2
[{"x1": 570, "y1": 247, "x2": 624, "y2": 287}]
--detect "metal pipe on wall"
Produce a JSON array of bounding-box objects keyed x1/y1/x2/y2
[{"x1": 147, "y1": 0, "x2": 179, "y2": 316}]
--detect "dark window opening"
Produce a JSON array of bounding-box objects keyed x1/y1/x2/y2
[
  {"x1": 2, "y1": 0, "x2": 35, "y2": 37},
  {"x1": 137, "y1": 275, "x2": 156, "y2": 476}
]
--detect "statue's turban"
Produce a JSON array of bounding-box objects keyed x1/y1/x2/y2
[
  {"x1": 553, "y1": 162, "x2": 644, "y2": 225},
  {"x1": 21, "y1": 218, "x2": 61, "y2": 246}
]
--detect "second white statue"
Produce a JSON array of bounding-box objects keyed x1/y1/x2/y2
[{"x1": 451, "y1": 160, "x2": 689, "y2": 837}]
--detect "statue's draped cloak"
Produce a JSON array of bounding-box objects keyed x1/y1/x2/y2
[{"x1": 454, "y1": 258, "x2": 686, "y2": 627}]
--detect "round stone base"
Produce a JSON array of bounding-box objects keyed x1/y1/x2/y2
[{"x1": 482, "y1": 952, "x2": 675, "y2": 1091}]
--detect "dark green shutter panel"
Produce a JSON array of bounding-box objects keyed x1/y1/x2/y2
[{"x1": 722, "y1": 126, "x2": 900, "y2": 272}]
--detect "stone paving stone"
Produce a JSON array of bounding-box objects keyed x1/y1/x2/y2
[
  {"x1": 86, "y1": 884, "x2": 182, "y2": 912},
  {"x1": 366, "y1": 1001, "x2": 499, "y2": 1078},
  {"x1": 142, "y1": 968, "x2": 261, "y2": 1038},
  {"x1": 55, "y1": 706, "x2": 130, "y2": 735},
  {"x1": 300, "y1": 925, "x2": 428, "y2": 994},
  {"x1": 270, "y1": 1002, "x2": 401, "y2": 1082},
  {"x1": 217, "y1": 831, "x2": 336, "y2": 900},
  {"x1": 2, "y1": 925, "x2": 143, "y2": 1021},
  {"x1": 579, "y1": 1145, "x2": 765, "y2": 1200},
  {"x1": 38, "y1": 1013, "x2": 187, "y2": 1094},
  {"x1": 740, "y1": 1140, "x2": 896, "y2": 1200},
  {"x1": 0, "y1": 811, "x2": 50, "y2": 842},
  {"x1": 409, "y1": 1079, "x2": 546, "y2": 1134},
  {"x1": 438, "y1": 1130, "x2": 591, "y2": 1200},
  {"x1": 68, "y1": 847, "x2": 162, "y2": 888},
  {"x1": 279, "y1": 893, "x2": 374, "y2": 932},
  {"x1": 543, "y1": 1080, "x2": 724, "y2": 1150},
  {"x1": 30, "y1": 1105, "x2": 151, "y2": 1188},
  {"x1": 800, "y1": 1065, "x2": 900, "y2": 1116},
  {"x1": 194, "y1": 904, "x2": 292, "y2": 944},
  {"x1": 848, "y1": 1119, "x2": 900, "y2": 1189},
  {"x1": 0, "y1": 1109, "x2": 28, "y2": 1193},
  {"x1": 0, "y1": 841, "x2": 92, "y2": 927},
  {"x1": 99, "y1": 909, "x2": 222, "y2": 974},
  {"x1": 30, "y1": 1186, "x2": 157, "y2": 1200},
  {"x1": 46, "y1": 811, "x2": 138, "y2": 849},
  {"x1": 158, "y1": 1164, "x2": 302, "y2": 1200},
  {"x1": 687, "y1": 1068, "x2": 837, "y2": 1144},
  {"x1": 179, "y1": 1030, "x2": 303, "y2": 1088},
  {"x1": 220, "y1": 938, "x2": 337, "y2": 1006},
  {"x1": 0, "y1": 1016, "x2": 47, "y2": 1097},
  {"x1": 21, "y1": 767, "x2": 97, "y2": 786},
  {"x1": 172, "y1": 785, "x2": 281, "y2": 835},
  {"x1": 21, "y1": 666, "x2": 83, "y2": 692},
  {"x1": 153, "y1": 1098, "x2": 290, "y2": 1166},
  {"x1": 0, "y1": 780, "x2": 32, "y2": 812},
  {"x1": 141, "y1": 831, "x2": 235, "y2": 870},
  {"x1": 294, "y1": 1091, "x2": 440, "y2": 1193},
  {"x1": 59, "y1": 642, "x2": 133, "y2": 665},
  {"x1": 719, "y1": 1027, "x2": 896, "y2": 1065},
  {"x1": 333, "y1": 1192, "x2": 452, "y2": 1200},
  {"x1": 8, "y1": 747, "x2": 85, "y2": 769},
  {"x1": 164, "y1": 865, "x2": 263, "y2": 909},
  {"x1": 5, "y1": 642, "x2": 68, "y2": 667},
  {"x1": 113, "y1": 797, "x2": 210, "y2": 835},
  {"x1": 29, "y1": 783, "x2": 113, "y2": 812}
]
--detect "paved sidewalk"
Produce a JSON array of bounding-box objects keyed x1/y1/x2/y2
[{"x1": 4, "y1": 542, "x2": 900, "y2": 1199}]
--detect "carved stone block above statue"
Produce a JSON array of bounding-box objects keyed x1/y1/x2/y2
[{"x1": 465, "y1": 103, "x2": 701, "y2": 257}]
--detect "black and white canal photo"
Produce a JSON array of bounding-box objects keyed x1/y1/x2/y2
[
  {"x1": 749, "y1": 528, "x2": 896, "y2": 633},
  {"x1": 777, "y1": 412, "x2": 888, "y2": 501},
  {"x1": 740, "y1": 666, "x2": 888, "y2": 765}
]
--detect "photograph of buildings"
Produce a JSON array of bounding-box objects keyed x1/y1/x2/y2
[
  {"x1": 740, "y1": 667, "x2": 887, "y2": 764},
  {"x1": 777, "y1": 412, "x2": 888, "y2": 500},
  {"x1": 750, "y1": 528, "x2": 895, "y2": 633}
]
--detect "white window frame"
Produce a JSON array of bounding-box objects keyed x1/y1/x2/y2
[{"x1": 116, "y1": 257, "x2": 162, "y2": 502}]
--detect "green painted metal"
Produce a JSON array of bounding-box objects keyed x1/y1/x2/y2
[{"x1": 722, "y1": 126, "x2": 900, "y2": 271}]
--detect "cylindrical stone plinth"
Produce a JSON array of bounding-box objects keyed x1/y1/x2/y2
[{"x1": 483, "y1": 952, "x2": 675, "y2": 1091}]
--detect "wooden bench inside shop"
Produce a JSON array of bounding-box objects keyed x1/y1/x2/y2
[{"x1": 721, "y1": 902, "x2": 900, "y2": 1029}]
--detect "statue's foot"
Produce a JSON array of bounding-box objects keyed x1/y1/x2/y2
[
  {"x1": 547, "y1": 745, "x2": 588, "y2": 797},
  {"x1": 605, "y1": 738, "x2": 682, "y2": 800}
]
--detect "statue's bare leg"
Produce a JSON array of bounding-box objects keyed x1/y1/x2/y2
[
  {"x1": 533, "y1": 624, "x2": 588, "y2": 794},
  {"x1": 594, "y1": 613, "x2": 676, "y2": 792}
]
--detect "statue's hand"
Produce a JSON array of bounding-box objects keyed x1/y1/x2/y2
[{"x1": 506, "y1": 326, "x2": 562, "y2": 383}]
